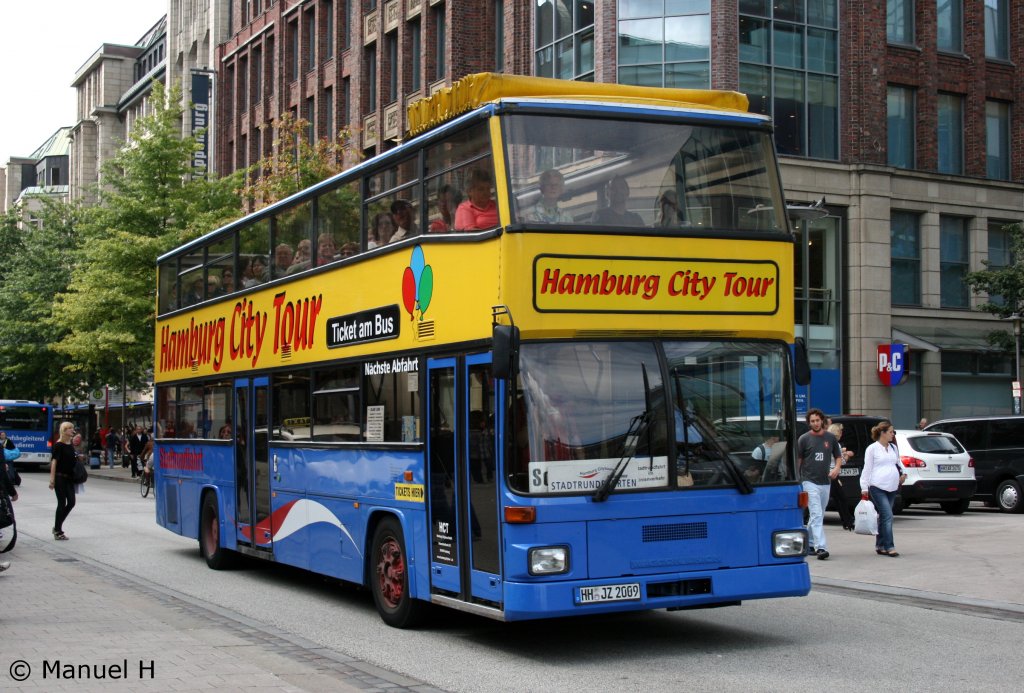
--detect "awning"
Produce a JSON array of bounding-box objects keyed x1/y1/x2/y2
[{"x1": 892, "y1": 321, "x2": 1012, "y2": 352}]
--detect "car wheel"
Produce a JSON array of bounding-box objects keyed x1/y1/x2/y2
[
  {"x1": 940, "y1": 498, "x2": 971, "y2": 515},
  {"x1": 996, "y1": 480, "x2": 1024, "y2": 514},
  {"x1": 370, "y1": 516, "x2": 427, "y2": 628}
]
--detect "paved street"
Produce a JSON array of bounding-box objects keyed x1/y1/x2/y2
[{"x1": 2, "y1": 468, "x2": 1023, "y2": 691}]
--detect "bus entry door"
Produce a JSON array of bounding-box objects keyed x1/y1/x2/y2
[
  {"x1": 426, "y1": 356, "x2": 503, "y2": 606},
  {"x1": 234, "y1": 377, "x2": 273, "y2": 553}
]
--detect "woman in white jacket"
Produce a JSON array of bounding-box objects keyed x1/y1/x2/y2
[{"x1": 860, "y1": 421, "x2": 907, "y2": 556}]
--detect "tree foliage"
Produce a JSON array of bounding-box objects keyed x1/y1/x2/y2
[
  {"x1": 0, "y1": 200, "x2": 84, "y2": 400},
  {"x1": 50, "y1": 81, "x2": 243, "y2": 389},
  {"x1": 964, "y1": 221, "x2": 1024, "y2": 351}
]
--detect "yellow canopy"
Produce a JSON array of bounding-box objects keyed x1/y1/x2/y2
[{"x1": 406, "y1": 73, "x2": 750, "y2": 136}]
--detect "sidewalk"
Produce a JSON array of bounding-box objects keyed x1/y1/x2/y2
[{"x1": 0, "y1": 534, "x2": 438, "y2": 692}]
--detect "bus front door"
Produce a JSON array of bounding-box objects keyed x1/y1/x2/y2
[
  {"x1": 234, "y1": 377, "x2": 273, "y2": 554},
  {"x1": 426, "y1": 356, "x2": 502, "y2": 606}
]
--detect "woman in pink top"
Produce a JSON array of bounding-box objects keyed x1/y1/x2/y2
[{"x1": 454, "y1": 168, "x2": 498, "y2": 231}]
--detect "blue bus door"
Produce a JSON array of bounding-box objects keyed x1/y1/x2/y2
[
  {"x1": 234, "y1": 377, "x2": 272, "y2": 553},
  {"x1": 427, "y1": 356, "x2": 502, "y2": 605}
]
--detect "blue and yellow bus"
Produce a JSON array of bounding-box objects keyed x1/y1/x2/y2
[
  {"x1": 0, "y1": 399, "x2": 54, "y2": 469},
  {"x1": 154, "y1": 74, "x2": 810, "y2": 627}
]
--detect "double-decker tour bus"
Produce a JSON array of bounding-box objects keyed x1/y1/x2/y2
[
  {"x1": 0, "y1": 399, "x2": 54, "y2": 469},
  {"x1": 154, "y1": 73, "x2": 810, "y2": 627}
]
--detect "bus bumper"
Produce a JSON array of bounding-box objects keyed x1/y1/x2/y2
[{"x1": 500, "y1": 562, "x2": 810, "y2": 621}]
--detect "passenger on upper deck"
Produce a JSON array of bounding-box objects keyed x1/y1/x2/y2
[
  {"x1": 454, "y1": 168, "x2": 499, "y2": 231},
  {"x1": 340, "y1": 241, "x2": 360, "y2": 258},
  {"x1": 220, "y1": 268, "x2": 236, "y2": 294},
  {"x1": 316, "y1": 233, "x2": 338, "y2": 266},
  {"x1": 592, "y1": 175, "x2": 644, "y2": 228},
  {"x1": 388, "y1": 199, "x2": 419, "y2": 243},
  {"x1": 242, "y1": 256, "x2": 268, "y2": 288},
  {"x1": 272, "y1": 243, "x2": 294, "y2": 276},
  {"x1": 429, "y1": 184, "x2": 461, "y2": 233},
  {"x1": 290, "y1": 239, "x2": 311, "y2": 269},
  {"x1": 183, "y1": 276, "x2": 204, "y2": 306},
  {"x1": 368, "y1": 213, "x2": 394, "y2": 249},
  {"x1": 656, "y1": 189, "x2": 684, "y2": 227},
  {"x1": 207, "y1": 274, "x2": 222, "y2": 297},
  {"x1": 524, "y1": 169, "x2": 573, "y2": 224}
]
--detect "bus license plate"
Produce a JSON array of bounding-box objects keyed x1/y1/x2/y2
[
  {"x1": 839, "y1": 467, "x2": 859, "y2": 477},
  {"x1": 938, "y1": 464, "x2": 960, "y2": 473},
  {"x1": 576, "y1": 583, "x2": 641, "y2": 605}
]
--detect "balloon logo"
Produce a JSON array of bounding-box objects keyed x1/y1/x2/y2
[{"x1": 402, "y1": 245, "x2": 434, "y2": 321}]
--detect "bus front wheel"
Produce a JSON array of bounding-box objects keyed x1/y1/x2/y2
[
  {"x1": 200, "y1": 493, "x2": 234, "y2": 569},
  {"x1": 370, "y1": 516, "x2": 425, "y2": 628}
]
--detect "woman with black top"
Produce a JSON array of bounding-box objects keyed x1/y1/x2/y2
[{"x1": 48, "y1": 421, "x2": 77, "y2": 540}]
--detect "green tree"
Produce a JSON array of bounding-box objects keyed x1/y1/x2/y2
[
  {"x1": 964, "y1": 222, "x2": 1024, "y2": 352},
  {"x1": 0, "y1": 200, "x2": 84, "y2": 400},
  {"x1": 51, "y1": 81, "x2": 243, "y2": 389}
]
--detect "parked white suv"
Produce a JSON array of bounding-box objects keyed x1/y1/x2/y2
[{"x1": 895, "y1": 430, "x2": 977, "y2": 514}]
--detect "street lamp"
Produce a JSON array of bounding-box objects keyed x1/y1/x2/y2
[{"x1": 1005, "y1": 313, "x2": 1021, "y2": 414}]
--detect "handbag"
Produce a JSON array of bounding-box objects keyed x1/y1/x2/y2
[
  {"x1": 72, "y1": 457, "x2": 89, "y2": 484},
  {"x1": 0, "y1": 494, "x2": 14, "y2": 529},
  {"x1": 3, "y1": 445, "x2": 20, "y2": 462},
  {"x1": 854, "y1": 498, "x2": 878, "y2": 535}
]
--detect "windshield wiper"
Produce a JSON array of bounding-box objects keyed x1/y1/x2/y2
[
  {"x1": 670, "y1": 368, "x2": 754, "y2": 496},
  {"x1": 594, "y1": 363, "x2": 652, "y2": 502}
]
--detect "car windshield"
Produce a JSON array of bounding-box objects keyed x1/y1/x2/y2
[
  {"x1": 906, "y1": 433, "x2": 964, "y2": 455},
  {"x1": 507, "y1": 340, "x2": 796, "y2": 495}
]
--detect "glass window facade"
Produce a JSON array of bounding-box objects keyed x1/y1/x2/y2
[
  {"x1": 891, "y1": 211, "x2": 921, "y2": 306},
  {"x1": 987, "y1": 221, "x2": 1013, "y2": 306},
  {"x1": 618, "y1": 0, "x2": 709, "y2": 88},
  {"x1": 937, "y1": 0, "x2": 962, "y2": 53},
  {"x1": 984, "y1": 0, "x2": 1008, "y2": 59},
  {"x1": 537, "y1": 0, "x2": 595, "y2": 81},
  {"x1": 887, "y1": 85, "x2": 914, "y2": 168},
  {"x1": 739, "y1": 0, "x2": 838, "y2": 159},
  {"x1": 937, "y1": 93, "x2": 963, "y2": 175},
  {"x1": 887, "y1": 0, "x2": 914, "y2": 44},
  {"x1": 940, "y1": 215, "x2": 969, "y2": 309},
  {"x1": 986, "y1": 100, "x2": 1010, "y2": 181}
]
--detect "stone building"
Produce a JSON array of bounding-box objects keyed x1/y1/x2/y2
[
  {"x1": 212, "y1": 0, "x2": 1022, "y2": 426},
  {"x1": 0, "y1": 128, "x2": 72, "y2": 225}
]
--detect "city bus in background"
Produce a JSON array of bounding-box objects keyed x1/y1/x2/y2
[
  {"x1": 153, "y1": 73, "x2": 810, "y2": 627},
  {"x1": 0, "y1": 399, "x2": 54, "y2": 469}
]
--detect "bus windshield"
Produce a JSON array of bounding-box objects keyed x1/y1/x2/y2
[
  {"x1": 504, "y1": 113, "x2": 786, "y2": 233},
  {"x1": 0, "y1": 404, "x2": 50, "y2": 431},
  {"x1": 511, "y1": 340, "x2": 795, "y2": 495}
]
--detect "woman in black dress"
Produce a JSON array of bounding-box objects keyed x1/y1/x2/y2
[{"x1": 48, "y1": 421, "x2": 77, "y2": 540}]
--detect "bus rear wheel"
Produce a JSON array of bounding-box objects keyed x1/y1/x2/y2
[
  {"x1": 370, "y1": 517, "x2": 425, "y2": 628},
  {"x1": 200, "y1": 493, "x2": 234, "y2": 569}
]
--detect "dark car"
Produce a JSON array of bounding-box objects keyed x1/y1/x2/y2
[{"x1": 924, "y1": 416, "x2": 1024, "y2": 513}]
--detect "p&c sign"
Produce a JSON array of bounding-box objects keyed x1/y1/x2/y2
[{"x1": 877, "y1": 343, "x2": 908, "y2": 386}]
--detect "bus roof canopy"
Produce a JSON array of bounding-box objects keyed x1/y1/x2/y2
[{"x1": 406, "y1": 72, "x2": 751, "y2": 136}]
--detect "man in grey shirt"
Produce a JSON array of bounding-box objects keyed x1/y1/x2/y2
[{"x1": 796, "y1": 408, "x2": 843, "y2": 559}]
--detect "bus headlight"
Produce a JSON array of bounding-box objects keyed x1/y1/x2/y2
[
  {"x1": 772, "y1": 530, "x2": 808, "y2": 557},
  {"x1": 529, "y1": 546, "x2": 569, "y2": 575}
]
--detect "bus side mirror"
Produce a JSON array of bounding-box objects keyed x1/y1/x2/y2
[
  {"x1": 492, "y1": 325, "x2": 519, "y2": 380},
  {"x1": 793, "y1": 338, "x2": 812, "y2": 386}
]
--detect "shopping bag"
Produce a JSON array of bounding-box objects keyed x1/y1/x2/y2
[{"x1": 854, "y1": 498, "x2": 878, "y2": 536}]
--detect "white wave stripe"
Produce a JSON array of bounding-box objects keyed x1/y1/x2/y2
[{"x1": 273, "y1": 499, "x2": 362, "y2": 557}]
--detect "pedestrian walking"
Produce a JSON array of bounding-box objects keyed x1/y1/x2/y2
[
  {"x1": 105, "y1": 427, "x2": 120, "y2": 469},
  {"x1": 827, "y1": 422, "x2": 856, "y2": 531},
  {"x1": 796, "y1": 408, "x2": 843, "y2": 559},
  {"x1": 861, "y1": 420, "x2": 906, "y2": 557},
  {"x1": 49, "y1": 421, "x2": 78, "y2": 540},
  {"x1": 0, "y1": 436, "x2": 19, "y2": 570}
]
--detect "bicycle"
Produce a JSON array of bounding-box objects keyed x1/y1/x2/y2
[{"x1": 139, "y1": 463, "x2": 153, "y2": 498}]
